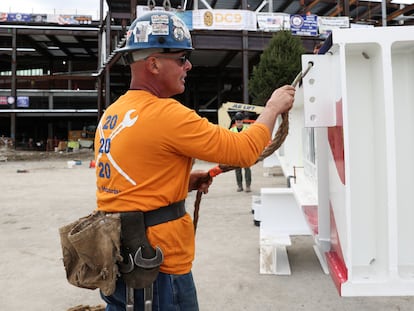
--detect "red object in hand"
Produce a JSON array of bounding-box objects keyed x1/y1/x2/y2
[{"x1": 208, "y1": 166, "x2": 223, "y2": 177}]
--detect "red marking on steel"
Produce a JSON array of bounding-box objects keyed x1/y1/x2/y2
[
  {"x1": 302, "y1": 205, "x2": 318, "y2": 235},
  {"x1": 327, "y1": 99, "x2": 345, "y2": 185},
  {"x1": 325, "y1": 204, "x2": 348, "y2": 296},
  {"x1": 326, "y1": 251, "x2": 348, "y2": 295}
]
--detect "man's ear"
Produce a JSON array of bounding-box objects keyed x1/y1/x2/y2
[{"x1": 146, "y1": 57, "x2": 159, "y2": 73}]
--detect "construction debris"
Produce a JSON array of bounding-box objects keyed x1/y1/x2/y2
[{"x1": 66, "y1": 304, "x2": 105, "y2": 311}]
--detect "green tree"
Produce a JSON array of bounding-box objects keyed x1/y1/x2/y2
[{"x1": 249, "y1": 31, "x2": 305, "y2": 106}]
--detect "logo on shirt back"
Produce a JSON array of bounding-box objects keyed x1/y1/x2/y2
[{"x1": 96, "y1": 109, "x2": 139, "y2": 187}]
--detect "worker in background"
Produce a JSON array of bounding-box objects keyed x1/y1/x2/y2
[
  {"x1": 230, "y1": 112, "x2": 252, "y2": 192},
  {"x1": 94, "y1": 11, "x2": 295, "y2": 310}
]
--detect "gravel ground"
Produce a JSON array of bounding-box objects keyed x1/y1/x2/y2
[
  {"x1": 0, "y1": 147, "x2": 94, "y2": 162},
  {"x1": 1, "y1": 153, "x2": 414, "y2": 310}
]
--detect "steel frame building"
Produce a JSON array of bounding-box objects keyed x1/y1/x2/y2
[{"x1": 0, "y1": 0, "x2": 412, "y2": 148}]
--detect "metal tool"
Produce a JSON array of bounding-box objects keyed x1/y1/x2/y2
[
  {"x1": 134, "y1": 246, "x2": 164, "y2": 268},
  {"x1": 144, "y1": 284, "x2": 153, "y2": 311},
  {"x1": 125, "y1": 283, "x2": 153, "y2": 311},
  {"x1": 126, "y1": 286, "x2": 134, "y2": 311},
  {"x1": 119, "y1": 246, "x2": 164, "y2": 274}
]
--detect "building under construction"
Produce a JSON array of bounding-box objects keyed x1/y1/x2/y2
[{"x1": 0, "y1": 0, "x2": 412, "y2": 150}]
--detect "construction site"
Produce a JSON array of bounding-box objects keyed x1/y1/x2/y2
[{"x1": 2, "y1": 0, "x2": 414, "y2": 310}]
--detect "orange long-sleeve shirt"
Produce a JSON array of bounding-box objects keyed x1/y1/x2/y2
[{"x1": 95, "y1": 90, "x2": 270, "y2": 274}]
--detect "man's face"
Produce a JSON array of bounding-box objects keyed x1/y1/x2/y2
[
  {"x1": 151, "y1": 51, "x2": 192, "y2": 97},
  {"x1": 235, "y1": 119, "x2": 243, "y2": 128}
]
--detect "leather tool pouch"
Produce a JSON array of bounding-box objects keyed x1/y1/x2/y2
[
  {"x1": 119, "y1": 211, "x2": 164, "y2": 289},
  {"x1": 59, "y1": 211, "x2": 122, "y2": 296},
  {"x1": 59, "y1": 202, "x2": 182, "y2": 293}
]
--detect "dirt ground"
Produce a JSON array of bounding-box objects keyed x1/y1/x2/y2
[
  {"x1": 0, "y1": 147, "x2": 94, "y2": 162},
  {"x1": 1, "y1": 149, "x2": 414, "y2": 310}
]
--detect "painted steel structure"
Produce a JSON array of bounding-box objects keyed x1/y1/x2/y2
[{"x1": 259, "y1": 25, "x2": 414, "y2": 296}]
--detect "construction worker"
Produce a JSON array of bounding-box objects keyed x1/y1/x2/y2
[
  {"x1": 230, "y1": 112, "x2": 252, "y2": 192},
  {"x1": 94, "y1": 11, "x2": 295, "y2": 311}
]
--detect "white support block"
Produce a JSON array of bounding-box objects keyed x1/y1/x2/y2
[
  {"x1": 258, "y1": 188, "x2": 311, "y2": 275},
  {"x1": 260, "y1": 233, "x2": 292, "y2": 275},
  {"x1": 260, "y1": 188, "x2": 311, "y2": 236}
]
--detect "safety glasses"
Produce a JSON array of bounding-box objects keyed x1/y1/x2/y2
[{"x1": 153, "y1": 53, "x2": 191, "y2": 66}]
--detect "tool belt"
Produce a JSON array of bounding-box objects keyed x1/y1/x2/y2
[
  {"x1": 119, "y1": 200, "x2": 185, "y2": 289},
  {"x1": 143, "y1": 200, "x2": 186, "y2": 227},
  {"x1": 59, "y1": 200, "x2": 186, "y2": 294}
]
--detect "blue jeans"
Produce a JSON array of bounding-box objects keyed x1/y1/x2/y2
[{"x1": 101, "y1": 271, "x2": 199, "y2": 311}]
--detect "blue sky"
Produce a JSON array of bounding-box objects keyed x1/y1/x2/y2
[{"x1": 0, "y1": 0, "x2": 107, "y2": 19}]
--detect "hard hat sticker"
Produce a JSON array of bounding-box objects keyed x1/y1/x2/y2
[
  {"x1": 173, "y1": 27, "x2": 185, "y2": 41},
  {"x1": 171, "y1": 15, "x2": 191, "y2": 42},
  {"x1": 132, "y1": 21, "x2": 152, "y2": 43},
  {"x1": 152, "y1": 23, "x2": 169, "y2": 35},
  {"x1": 151, "y1": 14, "x2": 169, "y2": 36},
  {"x1": 151, "y1": 14, "x2": 169, "y2": 25}
]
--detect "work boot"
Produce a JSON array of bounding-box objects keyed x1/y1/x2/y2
[
  {"x1": 237, "y1": 186, "x2": 243, "y2": 192},
  {"x1": 245, "y1": 186, "x2": 251, "y2": 193}
]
